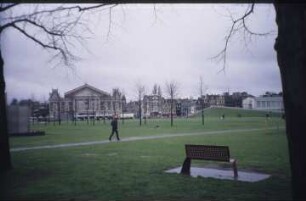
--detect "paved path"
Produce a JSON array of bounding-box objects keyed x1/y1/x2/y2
[{"x1": 10, "y1": 127, "x2": 283, "y2": 152}]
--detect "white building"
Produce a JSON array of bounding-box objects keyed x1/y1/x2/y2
[
  {"x1": 242, "y1": 97, "x2": 256, "y2": 110},
  {"x1": 242, "y1": 96, "x2": 284, "y2": 112}
]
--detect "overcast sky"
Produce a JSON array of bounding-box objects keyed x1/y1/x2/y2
[{"x1": 2, "y1": 4, "x2": 281, "y2": 103}]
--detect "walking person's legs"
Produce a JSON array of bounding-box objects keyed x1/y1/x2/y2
[
  {"x1": 115, "y1": 130, "x2": 120, "y2": 141},
  {"x1": 109, "y1": 130, "x2": 115, "y2": 141}
]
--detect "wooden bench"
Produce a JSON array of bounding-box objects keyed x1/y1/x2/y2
[{"x1": 180, "y1": 144, "x2": 238, "y2": 178}]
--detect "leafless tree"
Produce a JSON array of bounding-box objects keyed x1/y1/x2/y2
[
  {"x1": 212, "y1": 4, "x2": 271, "y2": 72},
  {"x1": 120, "y1": 89, "x2": 126, "y2": 124},
  {"x1": 198, "y1": 76, "x2": 208, "y2": 125},
  {"x1": 152, "y1": 83, "x2": 162, "y2": 96},
  {"x1": 152, "y1": 83, "x2": 158, "y2": 95},
  {"x1": 135, "y1": 81, "x2": 145, "y2": 126},
  {"x1": 165, "y1": 80, "x2": 179, "y2": 127},
  {"x1": 91, "y1": 95, "x2": 96, "y2": 126},
  {"x1": 158, "y1": 85, "x2": 162, "y2": 97},
  {"x1": 112, "y1": 88, "x2": 122, "y2": 116},
  {"x1": 0, "y1": 3, "x2": 117, "y2": 171},
  {"x1": 212, "y1": 3, "x2": 306, "y2": 200}
]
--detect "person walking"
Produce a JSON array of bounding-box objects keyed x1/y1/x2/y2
[{"x1": 109, "y1": 116, "x2": 120, "y2": 141}]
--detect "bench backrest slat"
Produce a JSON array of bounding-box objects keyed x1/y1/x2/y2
[{"x1": 185, "y1": 144, "x2": 230, "y2": 162}]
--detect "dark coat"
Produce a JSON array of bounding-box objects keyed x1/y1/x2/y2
[{"x1": 111, "y1": 119, "x2": 118, "y2": 130}]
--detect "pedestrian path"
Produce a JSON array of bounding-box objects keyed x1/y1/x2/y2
[{"x1": 10, "y1": 127, "x2": 283, "y2": 152}]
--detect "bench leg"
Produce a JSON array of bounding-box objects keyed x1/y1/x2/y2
[
  {"x1": 180, "y1": 158, "x2": 191, "y2": 175},
  {"x1": 232, "y1": 160, "x2": 238, "y2": 178}
]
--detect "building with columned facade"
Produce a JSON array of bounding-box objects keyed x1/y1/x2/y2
[{"x1": 49, "y1": 84, "x2": 126, "y2": 120}]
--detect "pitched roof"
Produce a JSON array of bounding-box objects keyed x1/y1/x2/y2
[{"x1": 64, "y1": 83, "x2": 111, "y2": 97}]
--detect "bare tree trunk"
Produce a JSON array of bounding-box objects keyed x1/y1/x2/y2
[
  {"x1": 0, "y1": 48, "x2": 12, "y2": 172},
  {"x1": 139, "y1": 100, "x2": 142, "y2": 126},
  {"x1": 201, "y1": 102, "x2": 204, "y2": 126},
  {"x1": 202, "y1": 108, "x2": 204, "y2": 125},
  {"x1": 74, "y1": 100, "x2": 77, "y2": 126},
  {"x1": 103, "y1": 110, "x2": 106, "y2": 124},
  {"x1": 57, "y1": 102, "x2": 61, "y2": 125},
  {"x1": 170, "y1": 99, "x2": 173, "y2": 127},
  {"x1": 274, "y1": 4, "x2": 306, "y2": 200}
]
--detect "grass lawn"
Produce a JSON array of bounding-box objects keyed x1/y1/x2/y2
[{"x1": 1, "y1": 108, "x2": 291, "y2": 201}]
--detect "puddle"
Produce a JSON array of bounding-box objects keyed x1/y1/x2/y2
[{"x1": 165, "y1": 167, "x2": 270, "y2": 182}]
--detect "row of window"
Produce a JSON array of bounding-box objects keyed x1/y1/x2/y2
[
  {"x1": 50, "y1": 99, "x2": 124, "y2": 112},
  {"x1": 256, "y1": 101, "x2": 283, "y2": 108}
]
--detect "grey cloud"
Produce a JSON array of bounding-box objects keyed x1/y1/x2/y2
[{"x1": 3, "y1": 4, "x2": 282, "y2": 102}]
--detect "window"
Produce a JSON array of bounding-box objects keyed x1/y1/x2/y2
[
  {"x1": 108, "y1": 102, "x2": 111, "y2": 110},
  {"x1": 69, "y1": 102, "x2": 73, "y2": 111}
]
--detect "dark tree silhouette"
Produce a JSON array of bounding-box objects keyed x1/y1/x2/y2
[
  {"x1": 152, "y1": 83, "x2": 159, "y2": 95},
  {"x1": 198, "y1": 76, "x2": 207, "y2": 126},
  {"x1": 273, "y1": 4, "x2": 306, "y2": 200},
  {"x1": 0, "y1": 3, "x2": 116, "y2": 171},
  {"x1": 135, "y1": 81, "x2": 145, "y2": 126},
  {"x1": 214, "y1": 3, "x2": 306, "y2": 200},
  {"x1": 165, "y1": 80, "x2": 179, "y2": 127}
]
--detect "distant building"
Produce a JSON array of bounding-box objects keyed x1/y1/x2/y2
[
  {"x1": 49, "y1": 84, "x2": 126, "y2": 120},
  {"x1": 161, "y1": 99, "x2": 178, "y2": 117},
  {"x1": 204, "y1": 94, "x2": 225, "y2": 107},
  {"x1": 179, "y1": 98, "x2": 197, "y2": 117},
  {"x1": 242, "y1": 95, "x2": 284, "y2": 111},
  {"x1": 130, "y1": 95, "x2": 197, "y2": 119},
  {"x1": 242, "y1": 97, "x2": 256, "y2": 110},
  {"x1": 143, "y1": 94, "x2": 163, "y2": 117},
  {"x1": 224, "y1": 92, "x2": 251, "y2": 107},
  {"x1": 125, "y1": 101, "x2": 139, "y2": 117}
]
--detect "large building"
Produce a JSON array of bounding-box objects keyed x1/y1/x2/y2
[
  {"x1": 49, "y1": 84, "x2": 126, "y2": 120},
  {"x1": 242, "y1": 95, "x2": 284, "y2": 112}
]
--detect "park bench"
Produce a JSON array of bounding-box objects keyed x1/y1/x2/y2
[{"x1": 180, "y1": 144, "x2": 238, "y2": 178}]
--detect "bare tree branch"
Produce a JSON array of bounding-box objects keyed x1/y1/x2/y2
[
  {"x1": 0, "y1": 3, "x2": 19, "y2": 12},
  {"x1": 11, "y1": 24, "x2": 60, "y2": 51},
  {"x1": 165, "y1": 80, "x2": 179, "y2": 99},
  {"x1": 211, "y1": 3, "x2": 272, "y2": 72},
  {"x1": 11, "y1": 23, "x2": 71, "y2": 64},
  {"x1": 107, "y1": 5, "x2": 114, "y2": 39},
  {"x1": 0, "y1": 4, "x2": 119, "y2": 68},
  {"x1": 135, "y1": 81, "x2": 146, "y2": 126},
  {"x1": 2, "y1": 4, "x2": 114, "y2": 21},
  {"x1": 2, "y1": 18, "x2": 62, "y2": 36}
]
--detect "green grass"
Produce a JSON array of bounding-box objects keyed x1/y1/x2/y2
[
  {"x1": 1, "y1": 108, "x2": 291, "y2": 201},
  {"x1": 196, "y1": 106, "x2": 283, "y2": 118}
]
